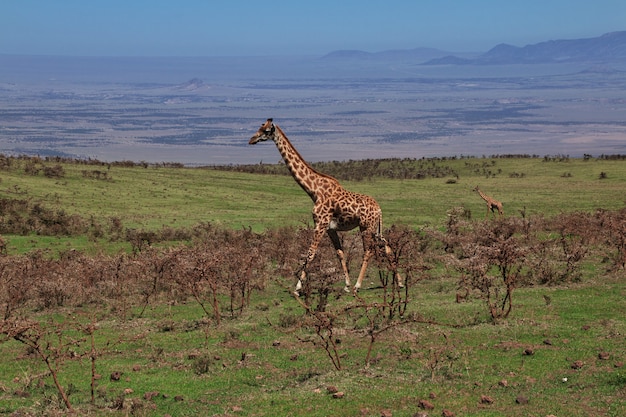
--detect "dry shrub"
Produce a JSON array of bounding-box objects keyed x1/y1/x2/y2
[
  {"x1": 592, "y1": 208, "x2": 626, "y2": 270},
  {"x1": 155, "y1": 228, "x2": 272, "y2": 323},
  {"x1": 0, "y1": 205, "x2": 623, "y2": 326},
  {"x1": 438, "y1": 211, "x2": 601, "y2": 320},
  {"x1": 0, "y1": 198, "x2": 88, "y2": 236},
  {"x1": 43, "y1": 165, "x2": 65, "y2": 178},
  {"x1": 453, "y1": 219, "x2": 528, "y2": 319},
  {"x1": 0, "y1": 255, "x2": 36, "y2": 319},
  {"x1": 0, "y1": 225, "x2": 274, "y2": 323}
]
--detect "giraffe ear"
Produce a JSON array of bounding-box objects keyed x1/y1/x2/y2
[{"x1": 262, "y1": 118, "x2": 274, "y2": 132}]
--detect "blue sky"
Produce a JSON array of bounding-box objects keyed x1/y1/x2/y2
[{"x1": 1, "y1": 0, "x2": 625, "y2": 56}]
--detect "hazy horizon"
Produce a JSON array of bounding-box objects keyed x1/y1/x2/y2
[
  {"x1": 2, "y1": 0, "x2": 626, "y2": 165},
  {"x1": 1, "y1": 54, "x2": 625, "y2": 165}
]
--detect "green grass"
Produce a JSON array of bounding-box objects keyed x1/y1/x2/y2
[
  {"x1": 2, "y1": 157, "x2": 625, "y2": 235},
  {"x1": 0, "y1": 156, "x2": 625, "y2": 416},
  {"x1": 1, "y1": 276, "x2": 623, "y2": 416}
]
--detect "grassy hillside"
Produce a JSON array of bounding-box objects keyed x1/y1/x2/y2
[
  {"x1": 1, "y1": 155, "x2": 624, "y2": 239},
  {"x1": 0, "y1": 155, "x2": 624, "y2": 417}
]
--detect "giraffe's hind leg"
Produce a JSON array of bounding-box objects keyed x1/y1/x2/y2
[
  {"x1": 294, "y1": 269, "x2": 306, "y2": 295},
  {"x1": 383, "y1": 241, "x2": 404, "y2": 288},
  {"x1": 354, "y1": 248, "x2": 373, "y2": 291},
  {"x1": 354, "y1": 230, "x2": 377, "y2": 292},
  {"x1": 353, "y1": 239, "x2": 404, "y2": 291}
]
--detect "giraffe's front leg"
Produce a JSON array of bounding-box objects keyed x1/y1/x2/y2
[
  {"x1": 294, "y1": 227, "x2": 326, "y2": 296},
  {"x1": 337, "y1": 249, "x2": 352, "y2": 293}
]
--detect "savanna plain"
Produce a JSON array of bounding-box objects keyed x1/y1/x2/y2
[{"x1": 0, "y1": 154, "x2": 624, "y2": 417}]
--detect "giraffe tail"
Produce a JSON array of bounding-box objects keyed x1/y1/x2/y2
[
  {"x1": 376, "y1": 210, "x2": 388, "y2": 245},
  {"x1": 375, "y1": 209, "x2": 382, "y2": 234}
]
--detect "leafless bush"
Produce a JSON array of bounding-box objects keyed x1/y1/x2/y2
[
  {"x1": 298, "y1": 251, "x2": 342, "y2": 313},
  {"x1": 81, "y1": 169, "x2": 111, "y2": 181},
  {"x1": 262, "y1": 226, "x2": 310, "y2": 278},
  {"x1": 126, "y1": 229, "x2": 156, "y2": 253},
  {"x1": 0, "y1": 198, "x2": 89, "y2": 236},
  {"x1": 0, "y1": 255, "x2": 36, "y2": 319},
  {"x1": 23, "y1": 161, "x2": 43, "y2": 176},
  {"x1": 374, "y1": 225, "x2": 431, "y2": 319},
  {"x1": 136, "y1": 247, "x2": 178, "y2": 317},
  {"x1": 0, "y1": 155, "x2": 14, "y2": 170},
  {"x1": 0, "y1": 317, "x2": 83, "y2": 411},
  {"x1": 438, "y1": 206, "x2": 472, "y2": 255},
  {"x1": 0, "y1": 203, "x2": 622, "y2": 350},
  {"x1": 454, "y1": 219, "x2": 528, "y2": 320},
  {"x1": 443, "y1": 212, "x2": 594, "y2": 320},
  {"x1": 305, "y1": 311, "x2": 342, "y2": 370},
  {"x1": 158, "y1": 229, "x2": 271, "y2": 324},
  {"x1": 107, "y1": 216, "x2": 124, "y2": 240},
  {"x1": 42, "y1": 165, "x2": 65, "y2": 178},
  {"x1": 0, "y1": 198, "x2": 33, "y2": 235},
  {"x1": 594, "y1": 208, "x2": 626, "y2": 270}
]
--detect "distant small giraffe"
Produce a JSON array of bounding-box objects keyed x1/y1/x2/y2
[
  {"x1": 473, "y1": 186, "x2": 504, "y2": 218},
  {"x1": 249, "y1": 119, "x2": 402, "y2": 295}
]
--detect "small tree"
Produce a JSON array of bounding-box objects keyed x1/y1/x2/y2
[
  {"x1": 456, "y1": 219, "x2": 527, "y2": 320},
  {"x1": 0, "y1": 318, "x2": 83, "y2": 411}
]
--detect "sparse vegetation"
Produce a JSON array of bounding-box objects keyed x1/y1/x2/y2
[{"x1": 0, "y1": 155, "x2": 624, "y2": 416}]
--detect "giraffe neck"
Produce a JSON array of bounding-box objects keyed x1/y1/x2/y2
[
  {"x1": 272, "y1": 125, "x2": 337, "y2": 201},
  {"x1": 477, "y1": 189, "x2": 490, "y2": 202}
]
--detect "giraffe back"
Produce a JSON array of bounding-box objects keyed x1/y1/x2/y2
[{"x1": 324, "y1": 186, "x2": 383, "y2": 234}]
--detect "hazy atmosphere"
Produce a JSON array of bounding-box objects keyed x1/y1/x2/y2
[
  {"x1": 1, "y1": 1, "x2": 626, "y2": 164},
  {"x1": 1, "y1": 0, "x2": 625, "y2": 56}
]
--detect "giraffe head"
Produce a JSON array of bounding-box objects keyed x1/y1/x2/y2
[{"x1": 249, "y1": 118, "x2": 276, "y2": 145}]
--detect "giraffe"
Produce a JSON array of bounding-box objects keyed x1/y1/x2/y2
[
  {"x1": 473, "y1": 186, "x2": 504, "y2": 218},
  {"x1": 248, "y1": 118, "x2": 402, "y2": 295}
]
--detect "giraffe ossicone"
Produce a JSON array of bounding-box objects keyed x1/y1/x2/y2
[{"x1": 249, "y1": 118, "x2": 403, "y2": 296}]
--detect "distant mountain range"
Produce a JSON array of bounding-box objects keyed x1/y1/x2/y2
[
  {"x1": 322, "y1": 31, "x2": 626, "y2": 65},
  {"x1": 321, "y1": 47, "x2": 476, "y2": 63}
]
